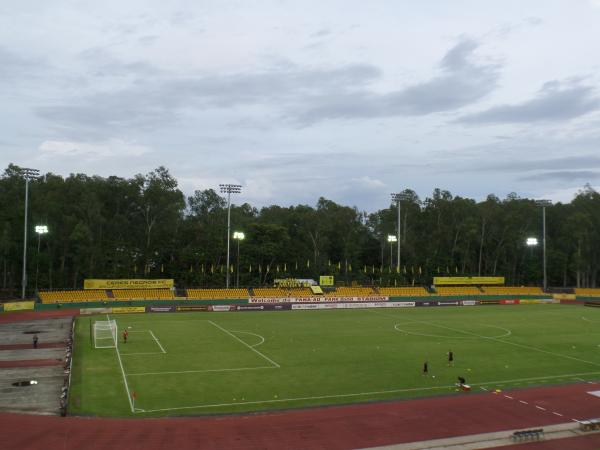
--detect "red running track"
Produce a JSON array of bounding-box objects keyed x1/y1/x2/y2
[
  {"x1": 0, "y1": 358, "x2": 64, "y2": 368},
  {"x1": 0, "y1": 342, "x2": 66, "y2": 350},
  {"x1": 1, "y1": 383, "x2": 600, "y2": 450}
]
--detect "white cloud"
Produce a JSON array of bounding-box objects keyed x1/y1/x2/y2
[
  {"x1": 38, "y1": 139, "x2": 150, "y2": 159},
  {"x1": 351, "y1": 176, "x2": 386, "y2": 189}
]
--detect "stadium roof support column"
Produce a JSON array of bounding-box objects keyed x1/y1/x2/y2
[
  {"x1": 220, "y1": 184, "x2": 242, "y2": 289},
  {"x1": 21, "y1": 167, "x2": 40, "y2": 299}
]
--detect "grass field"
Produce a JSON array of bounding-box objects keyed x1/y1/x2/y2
[{"x1": 68, "y1": 305, "x2": 600, "y2": 417}]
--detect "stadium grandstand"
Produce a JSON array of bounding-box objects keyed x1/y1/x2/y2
[
  {"x1": 187, "y1": 288, "x2": 249, "y2": 299},
  {"x1": 574, "y1": 288, "x2": 600, "y2": 297},
  {"x1": 481, "y1": 286, "x2": 544, "y2": 296},
  {"x1": 435, "y1": 286, "x2": 483, "y2": 296},
  {"x1": 39, "y1": 290, "x2": 109, "y2": 303},
  {"x1": 378, "y1": 287, "x2": 429, "y2": 296},
  {"x1": 112, "y1": 289, "x2": 174, "y2": 300},
  {"x1": 324, "y1": 287, "x2": 376, "y2": 297}
]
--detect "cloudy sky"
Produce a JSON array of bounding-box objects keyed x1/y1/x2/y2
[{"x1": 2, "y1": 0, "x2": 600, "y2": 211}]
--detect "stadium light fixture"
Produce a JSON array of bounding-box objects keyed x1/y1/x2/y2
[
  {"x1": 535, "y1": 199, "x2": 552, "y2": 291},
  {"x1": 387, "y1": 234, "x2": 397, "y2": 268},
  {"x1": 391, "y1": 192, "x2": 411, "y2": 273},
  {"x1": 526, "y1": 237, "x2": 538, "y2": 246},
  {"x1": 35, "y1": 225, "x2": 49, "y2": 290},
  {"x1": 219, "y1": 184, "x2": 242, "y2": 289},
  {"x1": 233, "y1": 231, "x2": 245, "y2": 288},
  {"x1": 21, "y1": 168, "x2": 40, "y2": 299}
]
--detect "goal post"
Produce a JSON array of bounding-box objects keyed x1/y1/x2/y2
[{"x1": 93, "y1": 319, "x2": 118, "y2": 348}]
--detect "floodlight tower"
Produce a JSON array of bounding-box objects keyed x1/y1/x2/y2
[
  {"x1": 219, "y1": 184, "x2": 242, "y2": 289},
  {"x1": 233, "y1": 231, "x2": 245, "y2": 288},
  {"x1": 535, "y1": 200, "x2": 552, "y2": 291},
  {"x1": 35, "y1": 225, "x2": 49, "y2": 290},
  {"x1": 387, "y1": 235, "x2": 397, "y2": 268},
  {"x1": 391, "y1": 192, "x2": 410, "y2": 272},
  {"x1": 21, "y1": 168, "x2": 40, "y2": 299}
]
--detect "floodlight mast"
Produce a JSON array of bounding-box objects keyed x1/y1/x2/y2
[
  {"x1": 387, "y1": 234, "x2": 397, "y2": 269},
  {"x1": 35, "y1": 225, "x2": 49, "y2": 290},
  {"x1": 391, "y1": 192, "x2": 410, "y2": 274},
  {"x1": 233, "y1": 231, "x2": 245, "y2": 288},
  {"x1": 535, "y1": 199, "x2": 552, "y2": 291},
  {"x1": 21, "y1": 168, "x2": 40, "y2": 299},
  {"x1": 219, "y1": 184, "x2": 242, "y2": 289}
]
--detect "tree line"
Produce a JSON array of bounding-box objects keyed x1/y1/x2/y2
[{"x1": 1, "y1": 164, "x2": 599, "y2": 296}]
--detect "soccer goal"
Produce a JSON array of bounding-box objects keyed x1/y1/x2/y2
[{"x1": 93, "y1": 319, "x2": 118, "y2": 349}]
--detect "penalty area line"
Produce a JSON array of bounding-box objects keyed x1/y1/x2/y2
[
  {"x1": 149, "y1": 330, "x2": 166, "y2": 354},
  {"x1": 208, "y1": 320, "x2": 280, "y2": 368},
  {"x1": 128, "y1": 365, "x2": 277, "y2": 376}
]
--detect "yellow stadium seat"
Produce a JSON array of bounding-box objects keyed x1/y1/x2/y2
[
  {"x1": 378, "y1": 287, "x2": 429, "y2": 296},
  {"x1": 481, "y1": 286, "x2": 544, "y2": 296},
  {"x1": 435, "y1": 286, "x2": 482, "y2": 296},
  {"x1": 186, "y1": 289, "x2": 249, "y2": 299}
]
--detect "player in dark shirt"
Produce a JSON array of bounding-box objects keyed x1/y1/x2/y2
[
  {"x1": 423, "y1": 361, "x2": 428, "y2": 375},
  {"x1": 448, "y1": 350, "x2": 454, "y2": 367}
]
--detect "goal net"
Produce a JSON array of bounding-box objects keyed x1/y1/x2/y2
[{"x1": 93, "y1": 319, "x2": 118, "y2": 349}]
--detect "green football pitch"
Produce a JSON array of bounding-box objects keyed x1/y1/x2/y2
[{"x1": 68, "y1": 305, "x2": 600, "y2": 417}]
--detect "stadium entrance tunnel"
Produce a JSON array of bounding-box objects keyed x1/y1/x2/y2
[{"x1": 12, "y1": 380, "x2": 38, "y2": 387}]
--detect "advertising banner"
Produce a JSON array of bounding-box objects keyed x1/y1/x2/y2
[
  {"x1": 146, "y1": 306, "x2": 176, "y2": 313},
  {"x1": 3, "y1": 301, "x2": 35, "y2": 311},
  {"x1": 461, "y1": 300, "x2": 479, "y2": 306},
  {"x1": 236, "y1": 304, "x2": 292, "y2": 311},
  {"x1": 553, "y1": 293, "x2": 576, "y2": 301},
  {"x1": 84, "y1": 279, "x2": 174, "y2": 290},
  {"x1": 480, "y1": 299, "x2": 500, "y2": 305},
  {"x1": 248, "y1": 296, "x2": 388, "y2": 304},
  {"x1": 210, "y1": 305, "x2": 234, "y2": 312},
  {"x1": 386, "y1": 301, "x2": 416, "y2": 308},
  {"x1": 111, "y1": 306, "x2": 146, "y2": 314},
  {"x1": 433, "y1": 276, "x2": 504, "y2": 285},
  {"x1": 319, "y1": 276, "x2": 334, "y2": 286},
  {"x1": 176, "y1": 305, "x2": 208, "y2": 312},
  {"x1": 438, "y1": 301, "x2": 461, "y2": 306},
  {"x1": 415, "y1": 301, "x2": 439, "y2": 307},
  {"x1": 80, "y1": 307, "x2": 112, "y2": 315},
  {"x1": 499, "y1": 299, "x2": 520, "y2": 305}
]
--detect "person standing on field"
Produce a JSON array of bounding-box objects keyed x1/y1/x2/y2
[
  {"x1": 123, "y1": 329, "x2": 128, "y2": 344},
  {"x1": 447, "y1": 350, "x2": 454, "y2": 367},
  {"x1": 423, "y1": 361, "x2": 428, "y2": 375}
]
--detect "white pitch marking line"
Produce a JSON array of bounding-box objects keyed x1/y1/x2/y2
[
  {"x1": 553, "y1": 412, "x2": 563, "y2": 417},
  {"x1": 120, "y1": 352, "x2": 165, "y2": 356},
  {"x1": 573, "y1": 377, "x2": 585, "y2": 382},
  {"x1": 406, "y1": 318, "x2": 600, "y2": 368},
  {"x1": 519, "y1": 400, "x2": 528, "y2": 405},
  {"x1": 230, "y1": 330, "x2": 266, "y2": 347},
  {"x1": 134, "y1": 384, "x2": 458, "y2": 414},
  {"x1": 107, "y1": 314, "x2": 134, "y2": 413},
  {"x1": 132, "y1": 370, "x2": 600, "y2": 414},
  {"x1": 128, "y1": 366, "x2": 277, "y2": 376},
  {"x1": 149, "y1": 330, "x2": 166, "y2": 354},
  {"x1": 535, "y1": 406, "x2": 546, "y2": 411},
  {"x1": 504, "y1": 395, "x2": 513, "y2": 399},
  {"x1": 208, "y1": 320, "x2": 280, "y2": 368}
]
